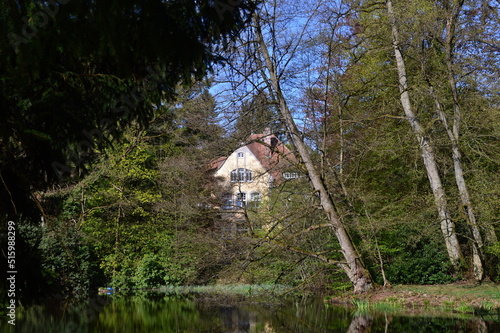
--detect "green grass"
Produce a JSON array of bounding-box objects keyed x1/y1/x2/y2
[
  {"x1": 480, "y1": 301, "x2": 496, "y2": 311},
  {"x1": 157, "y1": 284, "x2": 288, "y2": 297},
  {"x1": 350, "y1": 298, "x2": 404, "y2": 315},
  {"x1": 333, "y1": 282, "x2": 500, "y2": 317}
]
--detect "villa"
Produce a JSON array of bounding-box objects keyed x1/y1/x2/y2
[{"x1": 210, "y1": 129, "x2": 298, "y2": 214}]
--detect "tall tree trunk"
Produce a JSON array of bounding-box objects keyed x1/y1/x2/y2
[
  {"x1": 254, "y1": 17, "x2": 373, "y2": 292},
  {"x1": 386, "y1": 0, "x2": 463, "y2": 267},
  {"x1": 442, "y1": 2, "x2": 485, "y2": 280},
  {"x1": 429, "y1": 85, "x2": 484, "y2": 280}
]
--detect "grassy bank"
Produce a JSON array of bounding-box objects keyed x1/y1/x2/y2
[
  {"x1": 157, "y1": 284, "x2": 288, "y2": 297},
  {"x1": 327, "y1": 282, "x2": 500, "y2": 315}
]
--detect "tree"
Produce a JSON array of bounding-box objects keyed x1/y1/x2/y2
[
  {"x1": 0, "y1": 0, "x2": 255, "y2": 218},
  {"x1": 216, "y1": 0, "x2": 374, "y2": 292},
  {"x1": 255, "y1": 17, "x2": 372, "y2": 292},
  {"x1": 217, "y1": 0, "x2": 500, "y2": 288},
  {"x1": 384, "y1": 0, "x2": 464, "y2": 269},
  {"x1": 1, "y1": 0, "x2": 256, "y2": 301},
  {"x1": 339, "y1": 0, "x2": 500, "y2": 280},
  {"x1": 380, "y1": 0, "x2": 500, "y2": 280},
  {"x1": 233, "y1": 91, "x2": 283, "y2": 140},
  {"x1": 50, "y1": 83, "x2": 233, "y2": 291},
  {"x1": 420, "y1": 0, "x2": 500, "y2": 280}
]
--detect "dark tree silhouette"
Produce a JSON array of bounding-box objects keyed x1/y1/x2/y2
[{"x1": 0, "y1": 0, "x2": 255, "y2": 217}]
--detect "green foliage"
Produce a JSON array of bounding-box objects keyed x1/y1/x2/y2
[
  {"x1": 385, "y1": 242, "x2": 455, "y2": 285},
  {"x1": 2, "y1": 216, "x2": 100, "y2": 302},
  {"x1": 226, "y1": 177, "x2": 341, "y2": 290},
  {"x1": 163, "y1": 258, "x2": 195, "y2": 286},
  {"x1": 0, "y1": 0, "x2": 255, "y2": 217},
  {"x1": 40, "y1": 83, "x2": 233, "y2": 294},
  {"x1": 485, "y1": 242, "x2": 500, "y2": 281},
  {"x1": 21, "y1": 219, "x2": 102, "y2": 300},
  {"x1": 102, "y1": 255, "x2": 135, "y2": 291},
  {"x1": 486, "y1": 242, "x2": 500, "y2": 259},
  {"x1": 134, "y1": 254, "x2": 166, "y2": 289}
]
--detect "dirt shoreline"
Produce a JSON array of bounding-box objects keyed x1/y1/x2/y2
[{"x1": 327, "y1": 282, "x2": 500, "y2": 313}]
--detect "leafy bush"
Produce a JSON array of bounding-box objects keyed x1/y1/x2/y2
[
  {"x1": 485, "y1": 242, "x2": 500, "y2": 281},
  {"x1": 135, "y1": 254, "x2": 166, "y2": 289},
  {"x1": 38, "y1": 220, "x2": 101, "y2": 299},
  {"x1": 385, "y1": 243, "x2": 455, "y2": 285},
  {"x1": 101, "y1": 254, "x2": 136, "y2": 291}
]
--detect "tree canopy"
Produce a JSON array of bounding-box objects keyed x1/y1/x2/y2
[{"x1": 0, "y1": 0, "x2": 255, "y2": 217}]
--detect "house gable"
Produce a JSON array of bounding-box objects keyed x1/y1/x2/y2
[
  {"x1": 210, "y1": 131, "x2": 298, "y2": 213},
  {"x1": 214, "y1": 145, "x2": 270, "y2": 192}
]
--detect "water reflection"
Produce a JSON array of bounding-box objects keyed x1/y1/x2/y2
[
  {"x1": 4, "y1": 293, "x2": 500, "y2": 332},
  {"x1": 346, "y1": 315, "x2": 372, "y2": 333}
]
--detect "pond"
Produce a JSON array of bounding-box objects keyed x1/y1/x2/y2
[{"x1": 4, "y1": 291, "x2": 500, "y2": 332}]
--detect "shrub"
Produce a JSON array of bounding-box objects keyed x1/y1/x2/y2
[
  {"x1": 134, "y1": 254, "x2": 166, "y2": 289},
  {"x1": 385, "y1": 243, "x2": 455, "y2": 285},
  {"x1": 37, "y1": 220, "x2": 101, "y2": 299}
]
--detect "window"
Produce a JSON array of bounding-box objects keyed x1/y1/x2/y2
[
  {"x1": 230, "y1": 168, "x2": 252, "y2": 182},
  {"x1": 245, "y1": 169, "x2": 252, "y2": 182},
  {"x1": 222, "y1": 193, "x2": 234, "y2": 210},
  {"x1": 236, "y1": 192, "x2": 246, "y2": 208},
  {"x1": 237, "y1": 152, "x2": 244, "y2": 158},
  {"x1": 249, "y1": 192, "x2": 262, "y2": 209},
  {"x1": 283, "y1": 172, "x2": 299, "y2": 180},
  {"x1": 222, "y1": 193, "x2": 249, "y2": 210},
  {"x1": 250, "y1": 192, "x2": 262, "y2": 202}
]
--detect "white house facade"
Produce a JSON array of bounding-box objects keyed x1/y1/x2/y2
[{"x1": 211, "y1": 130, "x2": 297, "y2": 212}]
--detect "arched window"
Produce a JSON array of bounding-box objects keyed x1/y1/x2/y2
[{"x1": 230, "y1": 168, "x2": 252, "y2": 182}]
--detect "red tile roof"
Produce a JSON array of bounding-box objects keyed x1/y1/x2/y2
[
  {"x1": 208, "y1": 156, "x2": 227, "y2": 171},
  {"x1": 244, "y1": 133, "x2": 297, "y2": 181}
]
